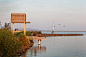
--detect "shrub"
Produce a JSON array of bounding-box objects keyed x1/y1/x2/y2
[
  {"x1": 17, "y1": 33, "x2": 30, "y2": 46},
  {"x1": 14, "y1": 31, "x2": 42, "y2": 36},
  {"x1": 26, "y1": 31, "x2": 31, "y2": 36},
  {"x1": 14, "y1": 31, "x2": 24, "y2": 37},
  {"x1": 0, "y1": 28, "x2": 22, "y2": 57},
  {"x1": 38, "y1": 31, "x2": 42, "y2": 34}
]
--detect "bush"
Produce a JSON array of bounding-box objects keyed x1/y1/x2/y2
[
  {"x1": 14, "y1": 31, "x2": 42, "y2": 36},
  {"x1": 17, "y1": 33, "x2": 30, "y2": 46},
  {"x1": 26, "y1": 31, "x2": 31, "y2": 36},
  {"x1": 0, "y1": 28, "x2": 22, "y2": 57},
  {"x1": 37, "y1": 31, "x2": 42, "y2": 34},
  {"x1": 14, "y1": 31, "x2": 24, "y2": 37}
]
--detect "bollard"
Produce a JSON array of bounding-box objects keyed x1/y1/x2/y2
[{"x1": 38, "y1": 39, "x2": 41, "y2": 45}]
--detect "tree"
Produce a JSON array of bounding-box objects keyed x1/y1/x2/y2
[
  {"x1": 0, "y1": 28, "x2": 22, "y2": 57},
  {"x1": 4, "y1": 22, "x2": 11, "y2": 30},
  {"x1": 0, "y1": 22, "x2": 1, "y2": 25},
  {"x1": 0, "y1": 22, "x2": 2, "y2": 28}
]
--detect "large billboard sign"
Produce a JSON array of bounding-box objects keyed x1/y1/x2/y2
[{"x1": 11, "y1": 13, "x2": 26, "y2": 23}]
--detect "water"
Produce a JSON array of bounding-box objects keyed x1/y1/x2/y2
[
  {"x1": 42, "y1": 32, "x2": 86, "y2": 35},
  {"x1": 21, "y1": 32, "x2": 86, "y2": 57}
]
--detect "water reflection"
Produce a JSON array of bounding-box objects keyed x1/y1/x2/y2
[
  {"x1": 23, "y1": 45, "x2": 46, "y2": 57},
  {"x1": 75, "y1": 36, "x2": 76, "y2": 45},
  {"x1": 33, "y1": 45, "x2": 46, "y2": 56},
  {"x1": 21, "y1": 36, "x2": 86, "y2": 57}
]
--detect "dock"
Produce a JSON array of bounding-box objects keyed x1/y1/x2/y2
[
  {"x1": 38, "y1": 34, "x2": 83, "y2": 37},
  {"x1": 26, "y1": 36, "x2": 46, "y2": 40}
]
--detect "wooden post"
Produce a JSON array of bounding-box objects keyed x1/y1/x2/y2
[
  {"x1": 13, "y1": 23, "x2": 14, "y2": 36},
  {"x1": 24, "y1": 23, "x2": 26, "y2": 36},
  {"x1": 38, "y1": 39, "x2": 41, "y2": 45},
  {"x1": 25, "y1": 23, "x2": 26, "y2": 35},
  {"x1": 11, "y1": 22, "x2": 12, "y2": 31}
]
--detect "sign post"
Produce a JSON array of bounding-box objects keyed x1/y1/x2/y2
[
  {"x1": 24, "y1": 23, "x2": 26, "y2": 36},
  {"x1": 13, "y1": 23, "x2": 14, "y2": 36},
  {"x1": 11, "y1": 22, "x2": 13, "y2": 31},
  {"x1": 11, "y1": 13, "x2": 30, "y2": 36}
]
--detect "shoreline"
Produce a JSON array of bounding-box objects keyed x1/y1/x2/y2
[{"x1": 16, "y1": 40, "x2": 34, "y2": 56}]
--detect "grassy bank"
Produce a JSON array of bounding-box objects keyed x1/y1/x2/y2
[{"x1": 14, "y1": 31, "x2": 42, "y2": 37}]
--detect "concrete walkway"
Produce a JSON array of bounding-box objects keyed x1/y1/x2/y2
[{"x1": 26, "y1": 36, "x2": 46, "y2": 40}]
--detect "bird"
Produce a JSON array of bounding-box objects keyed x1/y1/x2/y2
[{"x1": 63, "y1": 25, "x2": 65, "y2": 27}]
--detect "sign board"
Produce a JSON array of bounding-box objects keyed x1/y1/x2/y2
[{"x1": 11, "y1": 13, "x2": 26, "y2": 23}]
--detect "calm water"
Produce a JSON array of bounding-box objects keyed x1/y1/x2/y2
[
  {"x1": 21, "y1": 32, "x2": 86, "y2": 57},
  {"x1": 42, "y1": 32, "x2": 86, "y2": 35}
]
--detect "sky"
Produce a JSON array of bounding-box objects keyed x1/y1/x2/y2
[{"x1": 0, "y1": 0, "x2": 86, "y2": 31}]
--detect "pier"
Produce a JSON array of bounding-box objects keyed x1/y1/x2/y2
[
  {"x1": 26, "y1": 36, "x2": 46, "y2": 40},
  {"x1": 38, "y1": 34, "x2": 83, "y2": 37}
]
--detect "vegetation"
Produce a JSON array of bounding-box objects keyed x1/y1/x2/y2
[
  {"x1": 0, "y1": 22, "x2": 1, "y2": 26},
  {"x1": 0, "y1": 22, "x2": 34, "y2": 57},
  {"x1": 4, "y1": 22, "x2": 11, "y2": 30},
  {"x1": 14, "y1": 31, "x2": 24, "y2": 37},
  {"x1": 17, "y1": 33, "x2": 30, "y2": 46},
  {"x1": 0, "y1": 28, "x2": 22, "y2": 57},
  {"x1": 0, "y1": 22, "x2": 11, "y2": 29},
  {"x1": 0, "y1": 22, "x2": 2, "y2": 28},
  {"x1": 0, "y1": 28, "x2": 33, "y2": 57},
  {"x1": 15, "y1": 31, "x2": 42, "y2": 37},
  {"x1": 26, "y1": 31, "x2": 31, "y2": 36}
]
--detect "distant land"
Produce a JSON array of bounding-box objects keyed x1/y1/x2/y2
[
  {"x1": 15, "y1": 28, "x2": 39, "y2": 31},
  {"x1": 15, "y1": 28, "x2": 86, "y2": 32}
]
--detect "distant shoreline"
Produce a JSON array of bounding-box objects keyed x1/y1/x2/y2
[{"x1": 14, "y1": 30, "x2": 86, "y2": 32}]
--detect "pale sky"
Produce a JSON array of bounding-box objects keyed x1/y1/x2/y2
[{"x1": 0, "y1": 0, "x2": 86, "y2": 31}]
